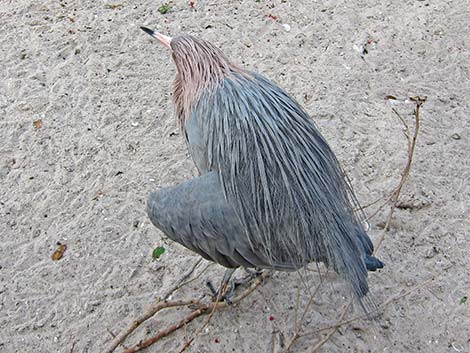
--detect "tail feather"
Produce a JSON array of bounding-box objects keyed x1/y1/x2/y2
[{"x1": 365, "y1": 255, "x2": 384, "y2": 272}]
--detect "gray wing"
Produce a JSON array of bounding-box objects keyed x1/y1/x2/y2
[{"x1": 147, "y1": 171, "x2": 292, "y2": 270}]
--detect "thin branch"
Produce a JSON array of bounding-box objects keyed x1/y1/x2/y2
[
  {"x1": 174, "y1": 262, "x2": 213, "y2": 293},
  {"x1": 69, "y1": 341, "x2": 76, "y2": 353},
  {"x1": 103, "y1": 259, "x2": 202, "y2": 353},
  {"x1": 392, "y1": 107, "x2": 411, "y2": 149},
  {"x1": 299, "y1": 272, "x2": 436, "y2": 339},
  {"x1": 162, "y1": 259, "x2": 204, "y2": 300},
  {"x1": 283, "y1": 332, "x2": 300, "y2": 353},
  {"x1": 357, "y1": 194, "x2": 391, "y2": 213},
  {"x1": 310, "y1": 301, "x2": 351, "y2": 353},
  {"x1": 357, "y1": 97, "x2": 424, "y2": 227},
  {"x1": 284, "y1": 298, "x2": 350, "y2": 353},
  {"x1": 363, "y1": 195, "x2": 394, "y2": 222},
  {"x1": 122, "y1": 307, "x2": 208, "y2": 353},
  {"x1": 176, "y1": 276, "x2": 227, "y2": 353},
  {"x1": 299, "y1": 284, "x2": 321, "y2": 330},
  {"x1": 283, "y1": 283, "x2": 321, "y2": 353},
  {"x1": 375, "y1": 97, "x2": 424, "y2": 251},
  {"x1": 176, "y1": 302, "x2": 217, "y2": 353},
  {"x1": 293, "y1": 282, "x2": 301, "y2": 333},
  {"x1": 121, "y1": 271, "x2": 270, "y2": 353}
]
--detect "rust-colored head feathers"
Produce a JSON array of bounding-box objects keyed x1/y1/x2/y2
[{"x1": 170, "y1": 35, "x2": 240, "y2": 127}]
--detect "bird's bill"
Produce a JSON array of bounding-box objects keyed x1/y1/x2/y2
[{"x1": 140, "y1": 27, "x2": 172, "y2": 50}]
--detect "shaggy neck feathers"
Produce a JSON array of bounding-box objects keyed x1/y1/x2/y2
[{"x1": 171, "y1": 35, "x2": 240, "y2": 128}]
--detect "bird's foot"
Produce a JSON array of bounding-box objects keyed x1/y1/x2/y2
[
  {"x1": 243, "y1": 268, "x2": 264, "y2": 280},
  {"x1": 206, "y1": 268, "x2": 237, "y2": 303},
  {"x1": 206, "y1": 268, "x2": 267, "y2": 303},
  {"x1": 206, "y1": 279, "x2": 236, "y2": 303}
]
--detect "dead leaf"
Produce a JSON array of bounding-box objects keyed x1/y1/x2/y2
[
  {"x1": 409, "y1": 96, "x2": 427, "y2": 103},
  {"x1": 51, "y1": 243, "x2": 67, "y2": 261},
  {"x1": 385, "y1": 95, "x2": 397, "y2": 100},
  {"x1": 91, "y1": 191, "x2": 104, "y2": 201},
  {"x1": 104, "y1": 4, "x2": 123, "y2": 9},
  {"x1": 33, "y1": 119, "x2": 42, "y2": 129}
]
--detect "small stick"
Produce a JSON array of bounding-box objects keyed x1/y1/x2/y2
[
  {"x1": 122, "y1": 271, "x2": 270, "y2": 353},
  {"x1": 122, "y1": 307, "x2": 208, "y2": 353},
  {"x1": 392, "y1": 108, "x2": 411, "y2": 149},
  {"x1": 176, "y1": 277, "x2": 227, "y2": 353},
  {"x1": 180, "y1": 272, "x2": 272, "y2": 353},
  {"x1": 310, "y1": 301, "x2": 351, "y2": 353},
  {"x1": 174, "y1": 262, "x2": 213, "y2": 293},
  {"x1": 283, "y1": 332, "x2": 300, "y2": 353},
  {"x1": 283, "y1": 283, "x2": 321, "y2": 353},
  {"x1": 103, "y1": 259, "x2": 202, "y2": 353},
  {"x1": 162, "y1": 259, "x2": 204, "y2": 300},
  {"x1": 375, "y1": 97, "x2": 424, "y2": 251},
  {"x1": 299, "y1": 272, "x2": 436, "y2": 339},
  {"x1": 293, "y1": 282, "x2": 301, "y2": 333},
  {"x1": 299, "y1": 283, "x2": 321, "y2": 327},
  {"x1": 357, "y1": 194, "x2": 391, "y2": 213},
  {"x1": 357, "y1": 96, "x2": 424, "y2": 223}
]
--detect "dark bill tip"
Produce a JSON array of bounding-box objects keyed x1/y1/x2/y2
[
  {"x1": 140, "y1": 27, "x2": 155, "y2": 36},
  {"x1": 140, "y1": 26, "x2": 172, "y2": 49}
]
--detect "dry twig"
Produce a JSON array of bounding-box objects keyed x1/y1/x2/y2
[
  {"x1": 357, "y1": 97, "x2": 425, "y2": 225},
  {"x1": 374, "y1": 96, "x2": 425, "y2": 251},
  {"x1": 310, "y1": 301, "x2": 351, "y2": 353},
  {"x1": 283, "y1": 272, "x2": 435, "y2": 352},
  {"x1": 116, "y1": 271, "x2": 270, "y2": 353},
  {"x1": 175, "y1": 276, "x2": 228, "y2": 353},
  {"x1": 103, "y1": 258, "x2": 203, "y2": 353},
  {"x1": 299, "y1": 272, "x2": 437, "y2": 339},
  {"x1": 282, "y1": 277, "x2": 322, "y2": 353}
]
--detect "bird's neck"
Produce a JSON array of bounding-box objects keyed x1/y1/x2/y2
[{"x1": 172, "y1": 68, "x2": 228, "y2": 128}]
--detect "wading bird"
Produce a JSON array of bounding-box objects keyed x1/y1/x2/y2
[{"x1": 142, "y1": 27, "x2": 383, "y2": 302}]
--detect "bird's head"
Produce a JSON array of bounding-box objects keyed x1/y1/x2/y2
[{"x1": 141, "y1": 27, "x2": 240, "y2": 127}]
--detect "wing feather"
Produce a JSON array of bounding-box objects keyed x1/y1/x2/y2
[{"x1": 192, "y1": 72, "x2": 371, "y2": 299}]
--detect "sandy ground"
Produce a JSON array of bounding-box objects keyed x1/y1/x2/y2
[{"x1": 1, "y1": 0, "x2": 469, "y2": 352}]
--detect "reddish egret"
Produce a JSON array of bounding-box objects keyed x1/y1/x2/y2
[{"x1": 141, "y1": 27, "x2": 383, "y2": 302}]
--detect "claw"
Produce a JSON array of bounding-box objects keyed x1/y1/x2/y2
[
  {"x1": 206, "y1": 279, "x2": 235, "y2": 303},
  {"x1": 206, "y1": 268, "x2": 266, "y2": 303}
]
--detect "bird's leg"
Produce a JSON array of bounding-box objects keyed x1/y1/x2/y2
[
  {"x1": 206, "y1": 268, "x2": 266, "y2": 303},
  {"x1": 206, "y1": 268, "x2": 237, "y2": 303},
  {"x1": 244, "y1": 267, "x2": 264, "y2": 278},
  {"x1": 233, "y1": 267, "x2": 265, "y2": 286}
]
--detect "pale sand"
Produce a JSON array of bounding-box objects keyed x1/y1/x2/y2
[{"x1": 1, "y1": 0, "x2": 469, "y2": 352}]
